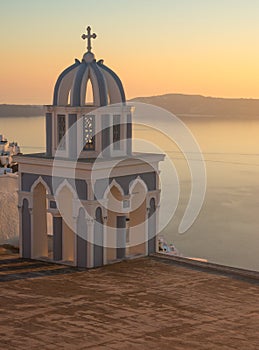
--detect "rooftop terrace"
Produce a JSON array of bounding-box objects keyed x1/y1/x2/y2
[{"x1": 0, "y1": 250, "x2": 258, "y2": 349}]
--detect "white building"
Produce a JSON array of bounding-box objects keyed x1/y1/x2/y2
[
  {"x1": 0, "y1": 134, "x2": 20, "y2": 173},
  {"x1": 16, "y1": 27, "x2": 164, "y2": 268}
]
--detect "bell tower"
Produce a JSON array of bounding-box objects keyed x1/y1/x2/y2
[
  {"x1": 45, "y1": 26, "x2": 132, "y2": 160},
  {"x1": 17, "y1": 26, "x2": 164, "y2": 268}
]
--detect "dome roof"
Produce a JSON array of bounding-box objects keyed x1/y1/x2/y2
[{"x1": 53, "y1": 29, "x2": 126, "y2": 107}]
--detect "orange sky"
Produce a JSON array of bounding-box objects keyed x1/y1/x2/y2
[{"x1": 1, "y1": 0, "x2": 259, "y2": 104}]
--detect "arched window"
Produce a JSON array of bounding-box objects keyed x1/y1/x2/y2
[
  {"x1": 95, "y1": 207, "x2": 103, "y2": 224},
  {"x1": 67, "y1": 90, "x2": 71, "y2": 106},
  {"x1": 85, "y1": 79, "x2": 94, "y2": 105}
]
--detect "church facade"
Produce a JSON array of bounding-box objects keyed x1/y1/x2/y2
[{"x1": 16, "y1": 27, "x2": 164, "y2": 268}]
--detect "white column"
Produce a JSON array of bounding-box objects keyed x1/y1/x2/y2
[
  {"x1": 28, "y1": 206, "x2": 33, "y2": 257},
  {"x1": 102, "y1": 213, "x2": 108, "y2": 265},
  {"x1": 86, "y1": 218, "x2": 94, "y2": 268}
]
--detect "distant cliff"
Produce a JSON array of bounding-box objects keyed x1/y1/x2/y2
[
  {"x1": 131, "y1": 94, "x2": 259, "y2": 117},
  {"x1": 1, "y1": 94, "x2": 259, "y2": 117},
  {"x1": 0, "y1": 105, "x2": 44, "y2": 117}
]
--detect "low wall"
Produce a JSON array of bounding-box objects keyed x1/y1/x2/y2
[{"x1": 0, "y1": 174, "x2": 19, "y2": 246}]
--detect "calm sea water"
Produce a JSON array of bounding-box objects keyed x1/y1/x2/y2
[{"x1": 1, "y1": 115, "x2": 259, "y2": 271}]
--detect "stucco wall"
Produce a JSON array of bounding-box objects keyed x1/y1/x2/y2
[{"x1": 0, "y1": 174, "x2": 19, "y2": 246}]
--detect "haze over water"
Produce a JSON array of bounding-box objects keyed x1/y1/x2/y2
[
  {"x1": 164, "y1": 115, "x2": 259, "y2": 271},
  {"x1": 1, "y1": 113, "x2": 259, "y2": 271}
]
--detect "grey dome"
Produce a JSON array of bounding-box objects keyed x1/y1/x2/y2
[{"x1": 53, "y1": 52, "x2": 126, "y2": 107}]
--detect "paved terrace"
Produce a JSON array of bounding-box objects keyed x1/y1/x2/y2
[{"x1": 0, "y1": 250, "x2": 259, "y2": 350}]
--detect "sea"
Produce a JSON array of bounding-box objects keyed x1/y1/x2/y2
[{"x1": 1, "y1": 113, "x2": 259, "y2": 272}]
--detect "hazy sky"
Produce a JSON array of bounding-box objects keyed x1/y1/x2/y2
[{"x1": 1, "y1": 0, "x2": 259, "y2": 104}]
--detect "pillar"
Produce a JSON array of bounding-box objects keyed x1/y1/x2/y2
[
  {"x1": 76, "y1": 208, "x2": 88, "y2": 268},
  {"x1": 21, "y1": 198, "x2": 31, "y2": 259},
  {"x1": 148, "y1": 198, "x2": 156, "y2": 254},
  {"x1": 53, "y1": 215, "x2": 62, "y2": 261}
]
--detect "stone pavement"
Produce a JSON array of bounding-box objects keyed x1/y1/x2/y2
[{"x1": 0, "y1": 252, "x2": 259, "y2": 350}]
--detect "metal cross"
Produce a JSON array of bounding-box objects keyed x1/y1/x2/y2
[{"x1": 81, "y1": 26, "x2": 97, "y2": 52}]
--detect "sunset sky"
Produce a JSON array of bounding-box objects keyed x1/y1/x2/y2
[{"x1": 1, "y1": 0, "x2": 259, "y2": 104}]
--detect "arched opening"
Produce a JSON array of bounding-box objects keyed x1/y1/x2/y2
[
  {"x1": 128, "y1": 180, "x2": 147, "y2": 256},
  {"x1": 76, "y1": 207, "x2": 88, "y2": 268},
  {"x1": 32, "y1": 183, "x2": 48, "y2": 258},
  {"x1": 107, "y1": 91, "x2": 111, "y2": 105},
  {"x1": 94, "y1": 207, "x2": 104, "y2": 267},
  {"x1": 148, "y1": 198, "x2": 156, "y2": 254},
  {"x1": 57, "y1": 185, "x2": 75, "y2": 264},
  {"x1": 106, "y1": 185, "x2": 124, "y2": 262},
  {"x1": 67, "y1": 90, "x2": 71, "y2": 106},
  {"x1": 85, "y1": 79, "x2": 94, "y2": 105}
]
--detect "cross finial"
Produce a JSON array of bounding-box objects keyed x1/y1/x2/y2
[{"x1": 81, "y1": 26, "x2": 97, "y2": 52}]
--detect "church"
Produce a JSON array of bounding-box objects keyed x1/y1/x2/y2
[{"x1": 16, "y1": 27, "x2": 164, "y2": 268}]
